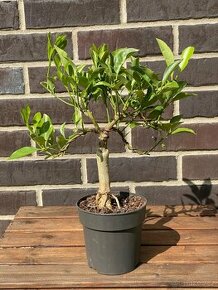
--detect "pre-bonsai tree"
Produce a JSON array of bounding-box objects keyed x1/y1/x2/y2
[
  {"x1": 10, "y1": 35, "x2": 195, "y2": 274},
  {"x1": 10, "y1": 35, "x2": 194, "y2": 210}
]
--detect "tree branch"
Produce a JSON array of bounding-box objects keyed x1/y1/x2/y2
[{"x1": 113, "y1": 127, "x2": 166, "y2": 155}]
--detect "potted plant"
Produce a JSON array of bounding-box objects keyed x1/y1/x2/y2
[{"x1": 10, "y1": 35, "x2": 195, "y2": 275}]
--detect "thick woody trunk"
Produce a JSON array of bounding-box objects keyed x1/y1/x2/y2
[
  {"x1": 95, "y1": 125, "x2": 113, "y2": 210},
  {"x1": 95, "y1": 146, "x2": 112, "y2": 209}
]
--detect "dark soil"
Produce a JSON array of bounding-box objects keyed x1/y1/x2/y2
[{"x1": 78, "y1": 193, "x2": 146, "y2": 214}]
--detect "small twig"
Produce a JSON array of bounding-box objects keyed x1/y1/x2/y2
[{"x1": 113, "y1": 127, "x2": 166, "y2": 155}]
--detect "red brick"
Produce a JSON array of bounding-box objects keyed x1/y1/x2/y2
[
  {"x1": 127, "y1": 0, "x2": 218, "y2": 22},
  {"x1": 0, "y1": 131, "x2": 30, "y2": 157},
  {"x1": 0, "y1": 68, "x2": 24, "y2": 95},
  {"x1": 136, "y1": 184, "x2": 218, "y2": 206},
  {"x1": 179, "y1": 24, "x2": 218, "y2": 53},
  {"x1": 0, "y1": 159, "x2": 81, "y2": 186},
  {"x1": 42, "y1": 186, "x2": 129, "y2": 206},
  {"x1": 67, "y1": 130, "x2": 125, "y2": 154},
  {"x1": 0, "y1": 32, "x2": 72, "y2": 62},
  {"x1": 180, "y1": 91, "x2": 218, "y2": 118},
  {"x1": 0, "y1": 191, "x2": 36, "y2": 215},
  {"x1": 132, "y1": 123, "x2": 218, "y2": 151},
  {"x1": 183, "y1": 155, "x2": 218, "y2": 180},
  {"x1": 0, "y1": 1, "x2": 19, "y2": 30},
  {"x1": 28, "y1": 67, "x2": 65, "y2": 94},
  {"x1": 25, "y1": 0, "x2": 120, "y2": 28},
  {"x1": 143, "y1": 59, "x2": 218, "y2": 86},
  {"x1": 78, "y1": 27, "x2": 173, "y2": 59},
  {"x1": 180, "y1": 58, "x2": 218, "y2": 86},
  {"x1": 0, "y1": 98, "x2": 73, "y2": 126},
  {"x1": 87, "y1": 156, "x2": 177, "y2": 183}
]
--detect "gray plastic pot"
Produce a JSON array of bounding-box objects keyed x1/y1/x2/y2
[{"x1": 77, "y1": 194, "x2": 147, "y2": 275}]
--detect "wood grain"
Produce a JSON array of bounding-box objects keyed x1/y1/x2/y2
[
  {"x1": 0, "y1": 245, "x2": 217, "y2": 265},
  {"x1": 0, "y1": 205, "x2": 217, "y2": 289},
  {"x1": 15, "y1": 205, "x2": 217, "y2": 219},
  {"x1": 0, "y1": 263, "x2": 217, "y2": 288},
  {"x1": 6, "y1": 216, "x2": 218, "y2": 233},
  {"x1": 0, "y1": 228, "x2": 217, "y2": 247}
]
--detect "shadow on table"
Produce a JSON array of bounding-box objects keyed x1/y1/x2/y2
[
  {"x1": 139, "y1": 178, "x2": 217, "y2": 264},
  {"x1": 140, "y1": 213, "x2": 180, "y2": 264}
]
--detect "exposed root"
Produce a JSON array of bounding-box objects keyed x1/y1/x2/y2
[
  {"x1": 96, "y1": 192, "x2": 112, "y2": 210},
  {"x1": 79, "y1": 194, "x2": 145, "y2": 214},
  {"x1": 111, "y1": 194, "x2": 121, "y2": 209}
]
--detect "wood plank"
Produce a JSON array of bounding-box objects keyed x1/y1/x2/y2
[
  {"x1": 0, "y1": 229, "x2": 217, "y2": 247},
  {"x1": 15, "y1": 205, "x2": 217, "y2": 220},
  {"x1": 6, "y1": 216, "x2": 218, "y2": 233},
  {"x1": 0, "y1": 245, "x2": 218, "y2": 265},
  {"x1": 38, "y1": 288, "x2": 218, "y2": 290},
  {"x1": 15, "y1": 206, "x2": 78, "y2": 219},
  {"x1": 0, "y1": 263, "x2": 217, "y2": 288},
  {"x1": 6, "y1": 289, "x2": 218, "y2": 290},
  {"x1": 37, "y1": 289, "x2": 218, "y2": 290},
  {"x1": 4, "y1": 289, "x2": 218, "y2": 290},
  {"x1": 7, "y1": 288, "x2": 218, "y2": 290},
  {"x1": 39, "y1": 289, "x2": 218, "y2": 290}
]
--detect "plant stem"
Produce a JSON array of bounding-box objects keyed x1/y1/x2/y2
[
  {"x1": 96, "y1": 146, "x2": 111, "y2": 209},
  {"x1": 85, "y1": 110, "x2": 101, "y2": 133}
]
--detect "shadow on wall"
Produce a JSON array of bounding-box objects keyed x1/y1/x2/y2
[
  {"x1": 182, "y1": 178, "x2": 215, "y2": 206},
  {"x1": 136, "y1": 178, "x2": 218, "y2": 209}
]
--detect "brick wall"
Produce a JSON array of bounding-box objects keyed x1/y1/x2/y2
[{"x1": 0, "y1": 0, "x2": 218, "y2": 236}]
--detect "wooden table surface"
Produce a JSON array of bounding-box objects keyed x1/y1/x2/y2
[{"x1": 0, "y1": 205, "x2": 217, "y2": 289}]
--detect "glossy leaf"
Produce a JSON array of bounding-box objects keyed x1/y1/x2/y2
[
  {"x1": 9, "y1": 147, "x2": 38, "y2": 160},
  {"x1": 113, "y1": 48, "x2": 138, "y2": 75},
  {"x1": 73, "y1": 108, "x2": 82, "y2": 126},
  {"x1": 60, "y1": 123, "x2": 66, "y2": 138},
  {"x1": 21, "y1": 105, "x2": 31, "y2": 125},
  {"x1": 170, "y1": 115, "x2": 182, "y2": 124},
  {"x1": 32, "y1": 112, "x2": 42, "y2": 125},
  {"x1": 162, "y1": 60, "x2": 181, "y2": 83},
  {"x1": 11, "y1": 35, "x2": 195, "y2": 161},
  {"x1": 171, "y1": 127, "x2": 196, "y2": 135},
  {"x1": 179, "y1": 46, "x2": 195, "y2": 72},
  {"x1": 156, "y1": 38, "x2": 174, "y2": 66}
]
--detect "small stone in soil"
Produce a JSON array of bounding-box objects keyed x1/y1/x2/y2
[{"x1": 78, "y1": 194, "x2": 145, "y2": 214}]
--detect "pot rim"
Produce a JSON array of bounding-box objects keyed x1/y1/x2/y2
[{"x1": 76, "y1": 193, "x2": 147, "y2": 217}]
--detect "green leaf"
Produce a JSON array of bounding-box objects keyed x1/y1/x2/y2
[
  {"x1": 73, "y1": 108, "x2": 82, "y2": 126},
  {"x1": 173, "y1": 92, "x2": 195, "y2": 102},
  {"x1": 90, "y1": 45, "x2": 99, "y2": 67},
  {"x1": 170, "y1": 115, "x2": 182, "y2": 124},
  {"x1": 162, "y1": 60, "x2": 181, "y2": 83},
  {"x1": 47, "y1": 33, "x2": 54, "y2": 60},
  {"x1": 32, "y1": 112, "x2": 42, "y2": 124},
  {"x1": 162, "y1": 81, "x2": 180, "y2": 91},
  {"x1": 40, "y1": 114, "x2": 54, "y2": 141},
  {"x1": 94, "y1": 81, "x2": 112, "y2": 88},
  {"x1": 113, "y1": 48, "x2": 138, "y2": 75},
  {"x1": 179, "y1": 46, "x2": 195, "y2": 72},
  {"x1": 56, "y1": 135, "x2": 68, "y2": 148},
  {"x1": 45, "y1": 78, "x2": 55, "y2": 94},
  {"x1": 55, "y1": 34, "x2": 67, "y2": 50},
  {"x1": 60, "y1": 122, "x2": 66, "y2": 138},
  {"x1": 171, "y1": 127, "x2": 196, "y2": 135},
  {"x1": 148, "y1": 105, "x2": 164, "y2": 119},
  {"x1": 129, "y1": 121, "x2": 141, "y2": 128},
  {"x1": 54, "y1": 45, "x2": 70, "y2": 68},
  {"x1": 21, "y1": 105, "x2": 31, "y2": 125},
  {"x1": 156, "y1": 38, "x2": 174, "y2": 67},
  {"x1": 9, "y1": 147, "x2": 38, "y2": 160},
  {"x1": 78, "y1": 75, "x2": 89, "y2": 88}
]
